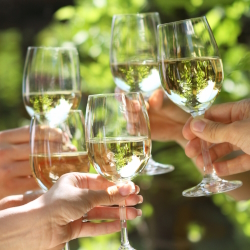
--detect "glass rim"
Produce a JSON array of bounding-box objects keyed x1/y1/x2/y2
[
  {"x1": 27, "y1": 46, "x2": 78, "y2": 51},
  {"x1": 157, "y1": 16, "x2": 207, "y2": 28},
  {"x1": 113, "y1": 12, "x2": 159, "y2": 18}
]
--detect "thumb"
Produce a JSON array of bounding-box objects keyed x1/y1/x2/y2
[{"x1": 190, "y1": 117, "x2": 231, "y2": 144}]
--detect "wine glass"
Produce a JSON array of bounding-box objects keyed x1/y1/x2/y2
[
  {"x1": 30, "y1": 110, "x2": 89, "y2": 250},
  {"x1": 22, "y1": 46, "x2": 81, "y2": 122},
  {"x1": 157, "y1": 16, "x2": 242, "y2": 197},
  {"x1": 110, "y1": 12, "x2": 174, "y2": 176},
  {"x1": 85, "y1": 92, "x2": 151, "y2": 250}
]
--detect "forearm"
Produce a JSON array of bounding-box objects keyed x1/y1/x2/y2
[{"x1": 0, "y1": 201, "x2": 47, "y2": 250}]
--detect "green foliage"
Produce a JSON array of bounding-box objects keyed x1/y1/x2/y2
[
  {"x1": 0, "y1": 29, "x2": 23, "y2": 129},
  {"x1": 78, "y1": 233, "x2": 120, "y2": 250}
]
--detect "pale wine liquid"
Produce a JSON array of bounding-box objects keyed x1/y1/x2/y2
[
  {"x1": 111, "y1": 63, "x2": 161, "y2": 98},
  {"x1": 23, "y1": 91, "x2": 82, "y2": 117},
  {"x1": 30, "y1": 152, "x2": 90, "y2": 190},
  {"x1": 159, "y1": 57, "x2": 223, "y2": 114},
  {"x1": 88, "y1": 136, "x2": 150, "y2": 183}
]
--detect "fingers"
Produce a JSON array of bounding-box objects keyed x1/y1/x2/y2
[
  {"x1": 182, "y1": 116, "x2": 196, "y2": 141},
  {"x1": 87, "y1": 205, "x2": 142, "y2": 220},
  {"x1": 76, "y1": 183, "x2": 140, "y2": 215},
  {"x1": 189, "y1": 142, "x2": 244, "y2": 175},
  {"x1": 148, "y1": 89, "x2": 164, "y2": 110},
  {"x1": 205, "y1": 99, "x2": 250, "y2": 123},
  {"x1": 213, "y1": 154, "x2": 250, "y2": 176},
  {"x1": 73, "y1": 220, "x2": 121, "y2": 238},
  {"x1": 187, "y1": 139, "x2": 237, "y2": 166},
  {"x1": 23, "y1": 189, "x2": 45, "y2": 203},
  {"x1": 185, "y1": 137, "x2": 201, "y2": 158},
  {"x1": 0, "y1": 195, "x2": 26, "y2": 210},
  {"x1": 0, "y1": 126, "x2": 29, "y2": 144},
  {"x1": 31, "y1": 125, "x2": 64, "y2": 144},
  {"x1": 67, "y1": 173, "x2": 135, "y2": 191},
  {"x1": 0, "y1": 190, "x2": 44, "y2": 210},
  {"x1": 189, "y1": 117, "x2": 240, "y2": 145},
  {"x1": 8, "y1": 161, "x2": 32, "y2": 177},
  {"x1": 0, "y1": 143, "x2": 30, "y2": 162},
  {"x1": 6, "y1": 177, "x2": 40, "y2": 196}
]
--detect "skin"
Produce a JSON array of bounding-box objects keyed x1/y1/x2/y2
[
  {"x1": 147, "y1": 89, "x2": 190, "y2": 147},
  {"x1": 182, "y1": 99, "x2": 250, "y2": 200},
  {"x1": 0, "y1": 126, "x2": 39, "y2": 199},
  {"x1": 0, "y1": 173, "x2": 143, "y2": 250}
]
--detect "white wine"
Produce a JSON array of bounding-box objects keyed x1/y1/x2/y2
[
  {"x1": 23, "y1": 91, "x2": 82, "y2": 117},
  {"x1": 159, "y1": 57, "x2": 223, "y2": 114},
  {"x1": 110, "y1": 63, "x2": 161, "y2": 97},
  {"x1": 87, "y1": 136, "x2": 151, "y2": 183},
  {"x1": 30, "y1": 152, "x2": 90, "y2": 191}
]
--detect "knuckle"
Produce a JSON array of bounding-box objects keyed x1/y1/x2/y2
[
  {"x1": 107, "y1": 187, "x2": 117, "y2": 204},
  {"x1": 0, "y1": 165, "x2": 12, "y2": 182},
  {"x1": 0, "y1": 147, "x2": 9, "y2": 160},
  {"x1": 206, "y1": 122, "x2": 220, "y2": 141},
  {"x1": 236, "y1": 100, "x2": 250, "y2": 120}
]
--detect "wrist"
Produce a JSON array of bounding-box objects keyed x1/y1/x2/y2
[{"x1": 0, "y1": 199, "x2": 47, "y2": 250}]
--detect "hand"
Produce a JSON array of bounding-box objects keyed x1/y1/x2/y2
[
  {"x1": 0, "y1": 126, "x2": 39, "y2": 199},
  {"x1": 183, "y1": 99, "x2": 250, "y2": 176},
  {"x1": 0, "y1": 173, "x2": 142, "y2": 250},
  {"x1": 147, "y1": 89, "x2": 190, "y2": 146}
]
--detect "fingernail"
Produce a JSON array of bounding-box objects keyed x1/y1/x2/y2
[
  {"x1": 137, "y1": 209, "x2": 142, "y2": 217},
  {"x1": 118, "y1": 182, "x2": 136, "y2": 196},
  {"x1": 191, "y1": 119, "x2": 206, "y2": 132},
  {"x1": 135, "y1": 185, "x2": 140, "y2": 194},
  {"x1": 138, "y1": 195, "x2": 143, "y2": 204}
]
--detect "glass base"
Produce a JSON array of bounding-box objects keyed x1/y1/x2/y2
[
  {"x1": 119, "y1": 244, "x2": 136, "y2": 250},
  {"x1": 142, "y1": 157, "x2": 174, "y2": 176},
  {"x1": 182, "y1": 175, "x2": 242, "y2": 197}
]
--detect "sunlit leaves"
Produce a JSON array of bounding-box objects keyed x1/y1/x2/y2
[{"x1": 54, "y1": 6, "x2": 75, "y2": 21}]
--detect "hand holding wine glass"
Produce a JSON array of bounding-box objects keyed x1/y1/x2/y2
[
  {"x1": 157, "y1": 16, "x2": 242, "y2": 196},
  {"x1": 85, "y1": 92, "x2": 151, "y2": 250},
  {"x1": 183, "y1": 99, "x2": 250, "y2": 176},
  {"x1": 0, "y1": 173, "x2": 143, "y2": 250}
]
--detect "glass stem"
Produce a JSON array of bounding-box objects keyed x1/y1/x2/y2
[
  {"x1": 119, "y1": 200, "x2": 130, "y2": 247},
  {"x1": 192, "y1": 111, "x2": 219, "y2": 181},
  {"x1": 200, "y1": 138, "x2": 218, "y2": 179}
]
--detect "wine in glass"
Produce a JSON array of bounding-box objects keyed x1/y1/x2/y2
[
  {"x1": 30, "y1": 110, "x2": 89, "y2": 249},
  {"x1": 110, "y1": 12, "x2": 174, "y2": 176},
  {"x1": 85, "y1": 92, "x2": 151, "y2": 250},
  {"x1": 22, "y1": 46, "x2": 81, "y2": 122},
  {"x1": 157, "y1": 16, "x2": 242, "y2": 196}
]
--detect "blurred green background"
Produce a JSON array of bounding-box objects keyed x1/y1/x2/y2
[{"x1": 1, "y1": 0, "x2": 250, "y2": 249}]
